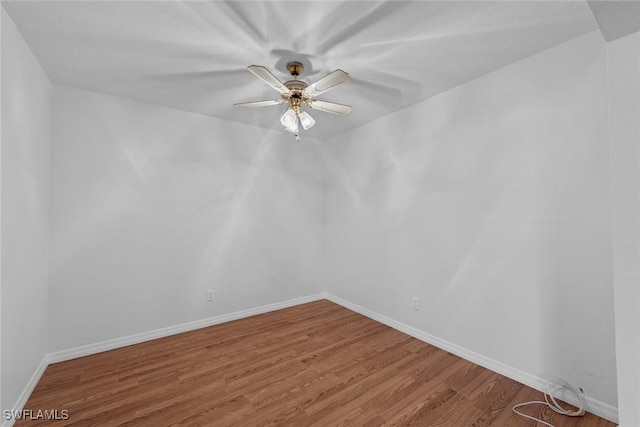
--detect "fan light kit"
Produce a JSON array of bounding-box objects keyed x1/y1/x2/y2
[{"x1": 234, "y1": 61, "x2": 352, "y2": 140}]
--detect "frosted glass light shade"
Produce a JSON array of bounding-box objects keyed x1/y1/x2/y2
[
  {"x1": 280, "y1": 108, "x2": 298, "y2": 133},
  {"x1": 298, "y1": 110, "x2": 316, "y2": 130}
]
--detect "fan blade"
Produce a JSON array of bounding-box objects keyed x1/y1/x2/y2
[
  {"x1": 247, "y1": 65, "x2": 291, "y2": 96},
  {"x1": 304, "y1": 70, "x2": 350, "y2": 98},
  {"x1": 234, "y1": 100, "x2": 286, "y2": 109},
  {"x1": 307, "y1": 100, "x2": 352, "y2": 115}
]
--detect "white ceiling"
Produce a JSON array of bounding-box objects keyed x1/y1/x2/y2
[
  {"x1": 588, "y1": 0, "x2": 640, "y2": 42},
  {"x1": 4, "y1": 1, "x2": 602, "y2": 139}
]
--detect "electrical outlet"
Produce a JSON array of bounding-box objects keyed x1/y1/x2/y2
[
  {"x1": 207, "y1": 290, "x2": 214, "y2": 301},
  {"x1": 412, "y1": 297, "x2": 420, "y2": 311}
]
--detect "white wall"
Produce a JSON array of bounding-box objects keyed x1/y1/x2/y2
[
  {"x1": 322, "y1": 31, "x2": 618, "y2": 408},
  {"x1": 1, "y1": 8, "x2": 51, "y2": 414},
  {"x1": 607, "y1": 31, "x2": 640, "y2": 427},
  {"x1": 48, "y1": 86, "x2": 325, "y2": 352}
]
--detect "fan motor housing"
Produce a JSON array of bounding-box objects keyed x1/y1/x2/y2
[{"x1": 284, "y1": 80, "x2": 308, "y2": 91}]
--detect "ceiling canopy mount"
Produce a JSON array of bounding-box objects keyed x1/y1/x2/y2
[{"x1": 286, "y1": 61, "x2": 304, "y2": 77}]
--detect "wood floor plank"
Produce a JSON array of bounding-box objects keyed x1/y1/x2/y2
[{"x1": 16, "y1": 300, "x2": 616, "y2": 427}]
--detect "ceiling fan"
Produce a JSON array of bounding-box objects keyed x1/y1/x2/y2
[{"x1": 234, "y1": 62, "x2": 352, "y2": 140}]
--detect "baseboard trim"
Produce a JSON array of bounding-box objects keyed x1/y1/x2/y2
[
  {"x1": 1, "y1": 356, "x2": 49, "y2": 427},
  {"x1": 324, "y1": 293, "x2": 619, "y2": 424},
  {"x1": 48, "y1": 293, "x2": 326, "y2": 364}
]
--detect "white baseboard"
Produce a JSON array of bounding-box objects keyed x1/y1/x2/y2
[
  {"x1": 324, "y1": 293, "x2": 619, "y2": 425},
  {"x1": 1, "y1": 357, "x2": 49, "y2": 427},
  {"x1": 48, "y1": 293, "x2": 326, "y2": 364}
]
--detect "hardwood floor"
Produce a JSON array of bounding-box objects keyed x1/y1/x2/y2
[{"x1": 17, "y1": 300, "x2": 615, "y2": 426}]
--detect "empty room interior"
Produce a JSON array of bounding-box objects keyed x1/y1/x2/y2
[{"x1": 1, "y1": 1, "x2": 639, "y2": 426}]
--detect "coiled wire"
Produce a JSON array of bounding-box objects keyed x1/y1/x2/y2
[{"x1": 512, "y1": 379, "x2": 586, "y2": 427}]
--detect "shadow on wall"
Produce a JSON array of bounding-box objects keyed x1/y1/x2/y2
[
  {"x1": 48, "y1": 87, "x2": 325, "y2": 352},
  {"x1": 320, "y1": 30, "x2": 616, "y2": 408}
]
